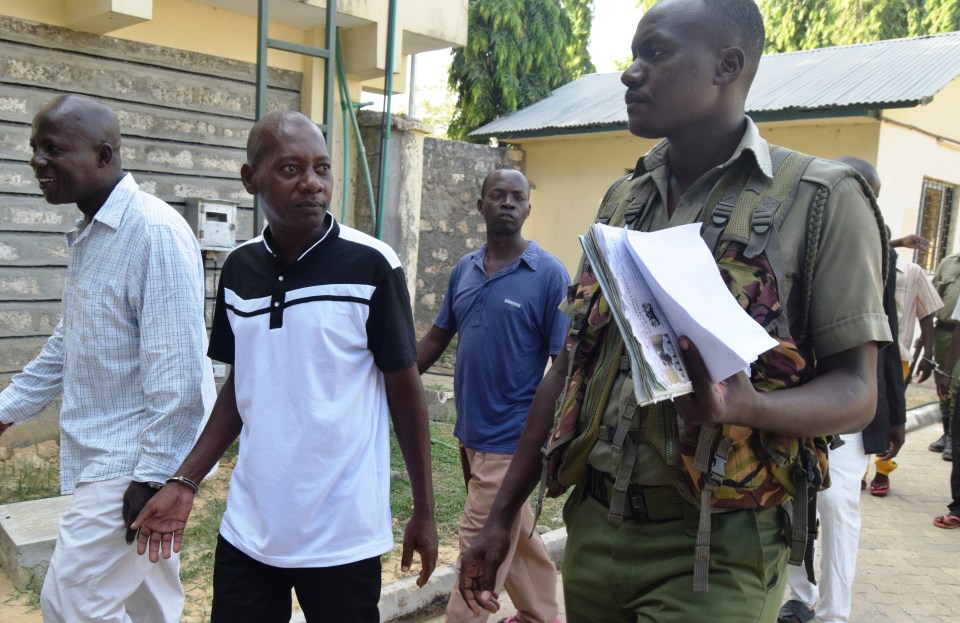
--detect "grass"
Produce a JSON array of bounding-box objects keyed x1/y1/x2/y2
[
  {"x1": 0, "y1": 420, "x2": 568, "y2": 620},
  {"x1": 0, "y1": 449, "x2": 60, "y2": 506}
]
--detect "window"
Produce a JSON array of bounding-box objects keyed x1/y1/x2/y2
[{"x1": 916, "y1": 178, "x2": 957, "y2": 271}]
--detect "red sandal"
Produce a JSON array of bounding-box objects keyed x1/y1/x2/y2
[
  {"x1": 933, "y1": 514, "x2": 960, "y2": 529},
  {"x1": 869, "y1": 478, "x2": 890, "y2": 496}
]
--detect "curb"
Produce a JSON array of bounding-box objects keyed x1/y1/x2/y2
[{"x1": 905, "y1": 401, "x2": 941, "y2": 433}]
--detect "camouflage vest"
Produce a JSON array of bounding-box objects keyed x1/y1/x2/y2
[{"x1": 539, "y1": 144, "x2": 888, "y2": 591}]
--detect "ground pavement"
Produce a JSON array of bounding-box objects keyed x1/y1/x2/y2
[{"x1": 421, "y1": 420, "x2": 960, "y2": 623}]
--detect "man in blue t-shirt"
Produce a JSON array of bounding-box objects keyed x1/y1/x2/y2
[{"x1": 418, "y1": 168, "x2": 569, "y2": 623}]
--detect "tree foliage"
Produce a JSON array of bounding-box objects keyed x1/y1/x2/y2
[
  {"x1": 633, "y1": 0, "x2": 960, "y2": 53},
  {"x1": 448, "y1": 0, "x2": 596, "y2": 140}
]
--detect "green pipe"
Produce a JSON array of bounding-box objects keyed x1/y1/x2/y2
[
  {"x1": 340, "y1": 76, "x2": 349, "y2": 222},
  {"x1": 336, "y1": 34, "x2": 376, "y2": 230},
  {"x1": 375, "y1": 0, "x2": 398, "y2": 240}
]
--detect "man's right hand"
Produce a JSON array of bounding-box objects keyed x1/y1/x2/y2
[
  {"x1": 0, "y1": 422, "x2": 10, "y2": 437},
  {"x1": 458, "y1": 523, "x2": 512, "y2": 615},
  {"x1": 130, "y1": 481, "x2": 196, "y2": 563}
]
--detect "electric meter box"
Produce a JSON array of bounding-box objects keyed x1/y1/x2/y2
[{"x1": 184, "y1": 198, "x2": 237, "y2": 251}]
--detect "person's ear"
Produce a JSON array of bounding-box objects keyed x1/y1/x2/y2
[
  {"x1": 96, "y1": 142, "x2": 114, "y2": 168},
  {"x1": 477, "y1": 198, "x2": 483, "y2": 213},
  {"x1": 715, "y1": 46, "x2": 745, "y2": 85},
  {"x1": 240, "y1": 163, "x2": 257, "y2": 195}
]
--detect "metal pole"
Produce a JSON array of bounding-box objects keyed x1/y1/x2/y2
[
  {"x1": 253, "y1": 0, "x2": 270, "y2": 233},
  {"x1": 408, "y1": 54, "x2": 417, "y2": 119},
  {"x1": 375, "y1": 0, "x2": 398, "y2": 240}
]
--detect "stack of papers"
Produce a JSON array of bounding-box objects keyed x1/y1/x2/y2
[{"x1": 579, "y1": 222, "x2": 777, "y2": 405}]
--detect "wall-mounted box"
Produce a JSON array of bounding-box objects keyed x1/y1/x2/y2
[{"x1": 184, "y1": 198, "x2": 237, "y2": 251}]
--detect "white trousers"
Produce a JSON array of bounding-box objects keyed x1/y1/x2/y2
[
  {"x1": 786, "y1": 433, "x2": 868, "y2": 623},
  {"x1": 40, "y1": 476, "x2": 183, "y2": 623}
]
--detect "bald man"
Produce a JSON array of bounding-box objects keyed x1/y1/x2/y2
[
  {"x1": 0, "y1": 94, "x2": 212, "y2": 622},
  {"x1": 132, "y1": 110, "x2": 438, "y2": 623}
]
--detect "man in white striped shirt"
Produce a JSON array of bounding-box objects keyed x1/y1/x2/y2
[{"x1": 0, "y1": 95, "x2": 211, "y2": 622}]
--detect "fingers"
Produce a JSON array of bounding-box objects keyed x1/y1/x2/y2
[
  {"x1": 399, "y1": 541, "x2": 413, "y2": 574},
  {"x1": 417, "y1": 546, "x2": 437, "y2": 587}
]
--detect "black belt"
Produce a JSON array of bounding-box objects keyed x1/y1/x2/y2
[
  {"x1": 936, "y1": 322, "x2": 956, "y2": 332},
  {"x1": 585, "y1": 468, "x2": 686, "y2": 522}
]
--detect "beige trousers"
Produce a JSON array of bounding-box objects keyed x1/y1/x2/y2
[{"x1": 445, "y1": 448, "x2": 558, "y2": 623}]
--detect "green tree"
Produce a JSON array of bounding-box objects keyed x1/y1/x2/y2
[
  {"x1": 448, "y1": 0, "x2": 596, "y2": 140},
  {"x1": 633, "y1": 0, "x2": 960, "y2": 53}
]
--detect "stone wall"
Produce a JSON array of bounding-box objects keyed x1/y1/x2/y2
[{"x1": 414, "y1": 138, "x2": 524, "y2": 337}]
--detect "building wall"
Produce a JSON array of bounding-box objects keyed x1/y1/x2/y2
[
  {"x1": 0, "y1": 15, "x2": 300, "y2": 447},
  {"x1": 414, "y1": 138, "x2": 519, "y2": 337},
  {"x1": 885, "y1": 76, "x2": 960, "y2": 145},
  {"x1": 876, "y1": 120, "x2": 960, "y2": 255}
]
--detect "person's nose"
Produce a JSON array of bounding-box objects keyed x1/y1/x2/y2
[
  {"x1": 300, "y1": 169, "x2": 323, "y2": 194},
  {"x1": 29, "y1": 150, "x2": 46, "y2": 171},
  {"x1": 621, "y1": 58, "x2": 645, "y2": 88}
]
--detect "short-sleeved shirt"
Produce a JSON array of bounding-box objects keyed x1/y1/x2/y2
[
  {"x1": 895, "y1": 256, "x2": 942, "y2": 361},
  {"x1": 209, "y1": 215, "x2": 416, "y2": 568},
  {"x1": 581, "y1": 118, "x2": 891, "y2": 485},
  {"x1": 435, "y1": 241, "x2": 570, "y2": 454}
]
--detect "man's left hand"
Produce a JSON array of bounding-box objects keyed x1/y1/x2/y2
[
  {"x1": 673, "y1": 336, "x2": 757, "y2": 426},
  {"x1": 400, "y1": 509, "x2": 438, "y2": 588},
  {"x1": 122, "y1": 481, "x2": 160, "y2": 544},
  {"x1": 916, "y1": 358, "x2": 934, "y2": 383},
  {"x1": 879, "y1": 424, "x2": 906, "y2": 462}
]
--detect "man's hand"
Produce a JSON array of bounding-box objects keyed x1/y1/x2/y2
[
  {"x1": 879, "y1": 424, "x2": 906, "y2": 462},
  {"x1": 0, "y1": 422, "x2": 11, "y2": 437},
  {"x1": 672, "y1": 336, "x2": 758, "y2": 427},
  {"x1": 130, "y1": 482, "x2": 197, "y2": 562},
  {"x1": 936, "y1": 372, "x2": 952, "y2": 402},
  {"x1": 458, "y1": 524, "x2": 511, "y2": 615},
  {"x1": 122, "y1": 481, "x2": 160, "y2": 544},
  {"x1": 915, "y1": 357, "x2": 934, "y2": 383},
  {"x1": 400, "y1": 509, "x2": 438, "y2": 587},
  {"x1": 890, "y1": 234, "x2": 930, "y2": 250}
]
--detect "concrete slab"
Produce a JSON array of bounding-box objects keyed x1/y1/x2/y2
[{"x1": 0, "y1": 495, "x2": 71, "y2": 590}]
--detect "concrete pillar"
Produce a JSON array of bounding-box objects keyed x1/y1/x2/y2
[{"x1": 356, "y1": 111, "x2": 429, "y2": 303}]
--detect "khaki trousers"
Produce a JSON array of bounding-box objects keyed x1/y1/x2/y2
[{"x1": 445, "y1": 448, "x2": 558, "y2": 623}]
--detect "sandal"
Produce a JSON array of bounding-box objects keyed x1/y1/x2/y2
[
  {"x1": 777, "y1": 599, "x2": 815, "y2": 623},
  {"x1": 933, "y1": 514, "x2": 960, "y2": 529},
  {"x1": 869, "y1": 478, "x2": 890, "y2": 496}
]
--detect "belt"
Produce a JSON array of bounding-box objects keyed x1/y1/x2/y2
[
  {"x1": 585, "y1": 468, "x2": 686, "y2": 522},
  {"x1": 936, "y1": 322, "x2": 956, "y2": 332}
]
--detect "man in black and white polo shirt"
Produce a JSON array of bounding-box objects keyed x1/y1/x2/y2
[{"x1": 132, "y1": 110, "x2": 438, "y2": 622}]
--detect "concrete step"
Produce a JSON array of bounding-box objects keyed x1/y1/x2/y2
[{"x1": 0, "y1": 495, "x2": 71, "y2": 591}]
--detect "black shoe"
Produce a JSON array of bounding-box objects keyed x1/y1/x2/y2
[{"x1": 930, "y1": 434, "x2": 948, "y2": 452}]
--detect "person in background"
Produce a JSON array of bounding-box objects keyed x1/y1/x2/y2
[
  {"x1": 779, "y1": 156, "x2": 903, "y2": 623},
  {"x1": 931, "y1": 251, "x2": 960, "y2": 460},
  {"x1": 868, "y1": 234, "x2": 941, "y2": 495},
  {"x1": 417, "y1": 168, "x2": 569, "y2": 623}
]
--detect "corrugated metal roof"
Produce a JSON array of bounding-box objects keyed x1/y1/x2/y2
[{"x1": 471, "y1": 31, "x2": 960, "y2": 139}]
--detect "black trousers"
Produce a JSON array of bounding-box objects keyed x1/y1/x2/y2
[{"x1": 211, "y1": 534, "x2": 381, "y2": 623}]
